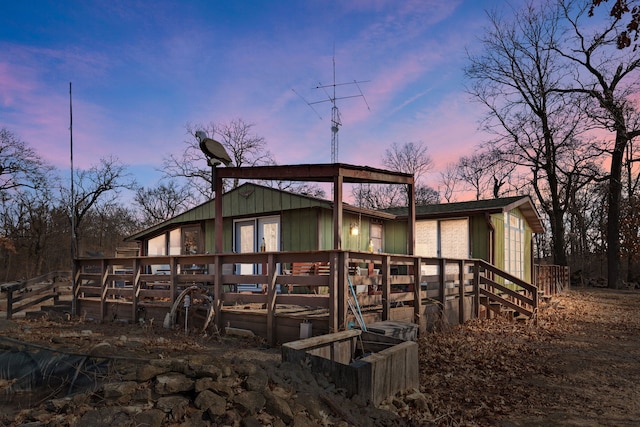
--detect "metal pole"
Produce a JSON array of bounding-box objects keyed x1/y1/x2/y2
[{"x1": 70, "y1": 82, "x2": 77, "y2": 316}]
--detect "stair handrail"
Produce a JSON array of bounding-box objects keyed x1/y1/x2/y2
[{"x1": 476, "y1": 260, "x2": 538, "y2": 321}]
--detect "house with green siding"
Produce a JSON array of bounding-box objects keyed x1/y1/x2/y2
[{"x1": 126, "y1": 183, "x2": 543, "y2": 284}]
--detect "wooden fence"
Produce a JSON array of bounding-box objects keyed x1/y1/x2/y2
[
  {"x1": 535, "y1": 264, "x2": 569, "y2": 296},
  {"x1": 0, "y1": 271, "x2": 71, "y2": 319},
  {"x1": 71, "y1": 251, "x2": 540, "y2": 344}
]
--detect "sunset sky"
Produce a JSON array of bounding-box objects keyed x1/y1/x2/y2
[{"x1": 1, "y1": 0, "x2": 530, "y2": 198}]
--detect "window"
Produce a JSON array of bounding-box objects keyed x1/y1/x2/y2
[
  {"x1": 370, "y1": 222, "x2": 383, "y2": 253},
  {"x1": 504, "y1": 212, "x2": 524, "y2": 280},
  {"x1": 148, "y1": 234, "x2": 166, "y2": 256},
  {"x1": 182, "y1": 226, "x2": 202, "y2": 255}
]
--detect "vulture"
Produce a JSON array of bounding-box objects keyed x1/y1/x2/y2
[{"x1": 195, "y1": 130, "x2": 233, "y2": 166}]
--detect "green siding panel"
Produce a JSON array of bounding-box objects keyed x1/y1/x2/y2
[
  {"x1": 282, "y1": 208, "x2": 319, "y2": 251},
  {"x1": 384, "y1": 220, "x2": 407, "y2": 254},
  {"x1": 470, "y1": 216, "x2": 488, "y2": 261},
  {"x1": 492, "y1": 212, "x2": 505, "y2": 272}
]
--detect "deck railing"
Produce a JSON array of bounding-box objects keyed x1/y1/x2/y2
[
  {"x1": 71, "y1": 251, "x2": 539, "y2": 344},
  {"x1": 534, "y1": 264, "x2": 570, "y2": 295},
  {"x1": 1, "y1": 271, "x2": 71, "y2": 319}
]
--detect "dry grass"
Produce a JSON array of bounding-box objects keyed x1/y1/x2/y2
[{"x1": 416, "y1": 288, "x2": 640, "y2": 426}]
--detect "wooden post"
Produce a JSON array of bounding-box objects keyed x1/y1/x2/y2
[
  {"x1": 170, "y1": 257, "x2": 178, "y2": 307},
  {"x1": 72, "y1": 260, "x2": 80, "y2": 316},
  {"x1": 473, "y1": 261, "x2": 480, "y2": 319},
  {"x1": 532, "y1": 275, "x2": 539, "y2": 326},
  {"x1": 214, "y1": 255, "x2": 223, "y2": 332},
  {"x1": 214, "y1": 174, "x2": 224, "y2": 254},
  {"x1": 333, "y1": 175, "x2": 343, "y2": 250},
  {"x1": 132, "y1": 258, "x2": 141, "y2": 322},
  {"x1": 413, "y1": 257, "x2": 422, "y2": 333},
  {"x1": 100, "y1": 259, "x2": 108, "y2": 321},
  {"x1": 407, "y1": 182, "x2": 415, "y2": 255},
  {"x1": 6, "y1": 288, "x2": 13, "y2": 319},
  {"x1": 329, "y1": 251, "x2": 340, "y2": 333},
  {"x1": 458, "y1": 260, "x2": 465, "y2": 325},
  {"x1": 382, "y1": 255, "x2": 391, "y2": 321},
  {"x1": 438, "y1": 258, "x2": 446, "y2": 323},
  {"x1": 266, "y1": 254, "x2": 278, "y2": 346},
  {"x1": 337, "y1": 251, "x2": 348, "y2": 330}
]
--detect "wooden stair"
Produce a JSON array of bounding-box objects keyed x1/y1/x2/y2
[
  {"x1": 480, "y1": 289, "x2": 536, "y2": 322},
  {"x1": 25, "y1": 301, "x2": 72, "y2": 320}
]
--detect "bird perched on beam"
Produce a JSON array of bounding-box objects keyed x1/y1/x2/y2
[{"x1": 195, "y1": 130, "x2": 233, "y2": 166}]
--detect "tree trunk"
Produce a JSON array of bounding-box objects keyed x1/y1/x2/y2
[{"x1": 607, "y1": 135, "x2": 625, "y2": 289}]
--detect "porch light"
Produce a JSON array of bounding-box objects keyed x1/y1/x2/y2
[{"x1": 350, "y1": 223, "x2": 359, "y2": 236}]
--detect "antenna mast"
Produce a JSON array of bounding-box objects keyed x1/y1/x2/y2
[{"x1": 294, "y1": 52, "x2": 370, "y2": 163}]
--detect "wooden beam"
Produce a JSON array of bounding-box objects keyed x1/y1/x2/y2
[
  {"x1": 214, "y1": 163, "x2": 414, "y2": 185},
  {"x1": 333, "y1": 175, "x2": 343, "y2": 250},
  {"x1": 214, "y1": 172, "x2": 224, "y2": 254},
  {"x1": 408, "y1": 183, "x2": 415, "y2": 255}
]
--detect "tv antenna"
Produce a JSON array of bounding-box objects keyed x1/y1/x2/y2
[{"x1": 293, "y1": 55, "x2": 370, "y2": 163}]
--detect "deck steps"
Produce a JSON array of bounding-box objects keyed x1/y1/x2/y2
[{"x1": 25, "y1": 302, "x2": 72, "y2": 320}]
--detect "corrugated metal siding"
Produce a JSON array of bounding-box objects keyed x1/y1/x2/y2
[
  {"x1": 492, "y1": 212, "x2": 505, "y2": 271},
  {"x1": 470, "y1": 215, "x2": 488, "y2": 260},
  {"x1": 525, "y1": 227, "x2": 532, "y2": 282},
  {"x1": 282, "y1": 208, "x2": 319, "y2": 251},
  {"x1": 342, "y1": 213, "x2": 362, "y2": 251},
  {"x1": 317, "y1": 208, "x2": 333, "y2": 250},
  {"x1": 384, "y1": 220, "x2": 408, "y2": 254},
  {"x1": 223, "y1": 185, "x2": 325, "y2": 217}
]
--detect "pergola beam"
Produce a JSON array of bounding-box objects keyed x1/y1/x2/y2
[{"x1": 214, "y1": 163, "x2": 415, "y2": 252}]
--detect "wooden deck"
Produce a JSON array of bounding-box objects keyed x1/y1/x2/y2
[{"x1": 66, "y1": 251, "x2": 560, "y2": 345}]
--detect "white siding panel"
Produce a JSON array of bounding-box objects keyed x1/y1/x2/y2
[
  {"x1": 415, "y1": 220, "x2": 438, "y2": 257},
  {"x1": 440, "y1": 219, "x2": 469, "y2": 259}
]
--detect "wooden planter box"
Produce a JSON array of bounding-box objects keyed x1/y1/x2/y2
[{"x1": 281, "y1": 329, "x2": 418, "y2": 406}]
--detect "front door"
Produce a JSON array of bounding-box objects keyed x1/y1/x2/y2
[{"x1": 234, "y1": 216, "x2": 280, "y2": 291}]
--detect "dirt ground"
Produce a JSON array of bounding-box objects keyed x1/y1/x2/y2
[
  {"x1": 1, "y1": 286, "x2": 639, "y2": 426},
  {"x1": 419, "y1": 287, "x2": 640, "y2": 426}
]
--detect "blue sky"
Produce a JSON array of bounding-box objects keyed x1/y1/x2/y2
[{"x1": 1, "y1": 0, "x2": 525, "y2": 195}]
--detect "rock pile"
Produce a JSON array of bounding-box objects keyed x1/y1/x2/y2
[{"x1": 7, "y1": 349, "x2": 429, "y2": 426}]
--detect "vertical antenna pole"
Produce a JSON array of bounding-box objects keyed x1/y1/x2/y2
[
  {"x1": 294, "y1": 49, "x2": 370, "y2": 164},
  {"x1": 69, "y1": 82, "x2": 77, "y2": 315},
  {"x1": 330, "y1": 54, "x2": 340, "y2": 164}
]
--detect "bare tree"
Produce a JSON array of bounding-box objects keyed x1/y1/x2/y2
[
  {"x1": 134, "y1": 180, "x2": 195, "y2": 226},
  {"x1": 438, "y1": 163, "x2": 458, "y2": 203},
  {"x1": 352, "y1": 183, "x2": 405, "y2": 210},
  {"x1": 465, "y1": 1, "x2": 601, "y2": 267},
  {"x1": 554, "y1": 0, "x2": 640, "y2": 288},
  {"x1": 456, "y1": 154, "x2": 490, "y2": 201},
  {"x1": 454, "y1": 152, "x2": 515, "y2": 200},
  {"x1": 383, "y1": 142, "x2": 432, "y2": 182},
  {"x1": 383, "y1": 141, "x2": 436, "y2": 207},
  {"x1": 0, "y1": 128, "x2": 56, "y2": 280},
  {"x1": 415, "y1": 185, "x2": 440, "y2": 205},
  {"x1": 65, "y1": 156, "x2": 137, "y2": 256},
  {"x1": 0, "y1": 128, "x2": 51, "y2": 193}
]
